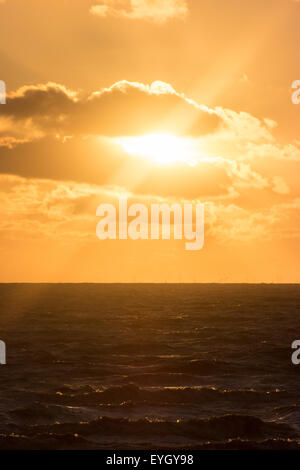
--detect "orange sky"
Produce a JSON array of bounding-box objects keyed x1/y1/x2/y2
[{"x1": 0, "y1": 0, "x2": 300, "y2": 282}]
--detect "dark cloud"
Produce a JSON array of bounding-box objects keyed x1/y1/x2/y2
[{"x1": 0, "y1": 81, "x2": 222, "y2": 139}]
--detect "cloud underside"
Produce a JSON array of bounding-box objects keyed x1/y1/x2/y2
[
  {"x1": 0, "y1": 80, "x2": 220, "y2": 140},
  {"x1": 90, "y1": 0, "x2": 188, "y2": 23}
]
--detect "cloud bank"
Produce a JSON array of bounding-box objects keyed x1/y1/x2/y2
[{"x1": 0, "y1": 79, "x2": 298, "y2": 254}]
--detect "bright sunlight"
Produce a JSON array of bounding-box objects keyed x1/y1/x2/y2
[{"x1": 116, "y1": 133, "x2": 198, "y2": 166}]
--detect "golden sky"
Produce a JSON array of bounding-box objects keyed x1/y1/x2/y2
[{"x1": 0, "y1": 0, "x2": 300, "y2": 282}]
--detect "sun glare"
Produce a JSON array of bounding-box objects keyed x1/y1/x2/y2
[{"x1": 116, "y1": 133, "x2": 197, "y2": 166}]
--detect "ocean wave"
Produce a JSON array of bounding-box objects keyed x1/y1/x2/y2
[
  {"x1": 54, "y1": 384, "x2": 290, "y2": 407},
  {"x1": 11, "y1": 414, "x2": 297, "y2": 443}
]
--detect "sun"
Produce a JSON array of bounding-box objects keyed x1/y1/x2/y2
[{"x1": 116, "y1": 133, "x2": 197, "y2": 166}]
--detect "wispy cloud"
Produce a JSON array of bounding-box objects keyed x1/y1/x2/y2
[{"x1": 90, "y1": 0, "x2": 188, "y2": 23}]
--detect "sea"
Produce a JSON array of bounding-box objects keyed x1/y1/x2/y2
[{"x1": 0, "y1": 283, "x2": 299, "y2": 450}]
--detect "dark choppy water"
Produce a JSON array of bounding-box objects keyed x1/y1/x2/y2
[{"x1": 0, "y1": 283, "x2": 300, "y2": 450}]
